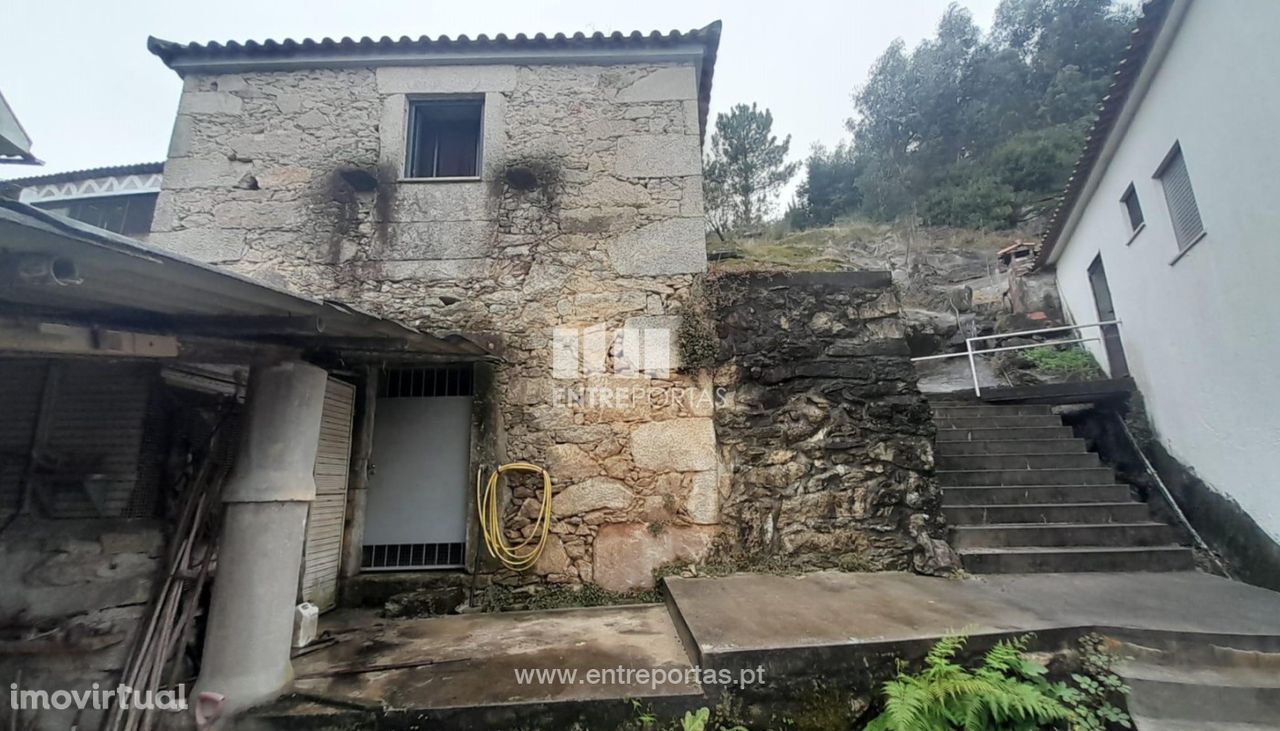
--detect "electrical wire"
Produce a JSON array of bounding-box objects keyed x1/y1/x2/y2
[{"x1": 476, "y1": 462, "x2": 553, "y2": 571}]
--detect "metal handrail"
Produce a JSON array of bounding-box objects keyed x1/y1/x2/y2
[{"x1": 910, "y1": 320, "x2": 1121, "y2": 396}]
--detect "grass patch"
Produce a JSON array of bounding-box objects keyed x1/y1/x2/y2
[{"x1": 1022, "y1": 344, "x2": 1105, "y2": 382}]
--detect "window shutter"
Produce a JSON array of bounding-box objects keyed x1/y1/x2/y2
[{"x1": 1159, "y1": 149, "x2": 1204, "y2": 250}]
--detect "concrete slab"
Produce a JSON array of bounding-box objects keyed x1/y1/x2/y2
[
  {"x1": 288, "y1": 604, "x2": 700, "y2": 712},
  {"x1": 664, "y1": 571, "x2": 1280, "y2": 673}
]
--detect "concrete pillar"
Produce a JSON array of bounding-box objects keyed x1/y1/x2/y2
[{"x1": 194, "y1": 360, "x2": 328, "y2": 718}]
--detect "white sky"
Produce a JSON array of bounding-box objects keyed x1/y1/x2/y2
[{"x1": 2, "y1": 0, "x2": 1001, "y2": 193}]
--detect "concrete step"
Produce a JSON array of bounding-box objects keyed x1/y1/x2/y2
[
  {"x1": 937, "y1": 452, "x2": 1101, "y2": 470},
  {"x1": 958, "y1": 545, "x2": 1195, "y2": 573},
  {"x1": 938, "y1": 467, "x2": 1117, "y2": 486},
  {"x1": 944, "y1": 484, "x2": 1132, "y2": 506},
  {"x1": 935, "y1": 439, "x2": 1088, "y2": 456},
  {"x1": 944, "y1": 501, "x2": 1152, "y2": 525},
  {"x1": 936, "y1": 426, "x2": 1074, "y2": 442},
  {"x1": 1131, "y1": 718, "x2": 1280, "y2": 731},
  {"x1": 932, "y1": 404, "x2": 1053, "y2": 418},
  {"x1": 935, "y1": 415, "x2": 1064, "y2": 429},
  {"x1": 951, "y1": 522, "x2": 1177, "y2": 548},
  {"x1": 1121, "y1": 661, "x2": 1280, "y2": 725}
]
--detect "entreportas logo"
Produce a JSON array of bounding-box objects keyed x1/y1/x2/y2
[
  {"x1": 552, "y1": 323, "x2": 676, "y2": 380},
  {"x1": 547, "y1": 322, "x2": 728, "y2": 413}
]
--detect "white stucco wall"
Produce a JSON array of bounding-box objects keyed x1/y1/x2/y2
[{"x1": 1053, "y1": 0, "x2": 1280, "y2": 540}]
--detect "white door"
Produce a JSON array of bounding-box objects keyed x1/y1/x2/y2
[
  {"x1": 301, "y1": 377, "x2": 355, "y2": 611},
  {"x1": 362, "y1": 366, "x2": 473, "y2": 570}
]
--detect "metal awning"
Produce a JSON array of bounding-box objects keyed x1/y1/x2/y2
[{"x1": 0, "y1": 199, "x2": 495, "y2": 359}]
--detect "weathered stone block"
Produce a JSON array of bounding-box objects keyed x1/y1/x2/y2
[
  {"x1": 182, "y1": 91, "x2": 243, "y2": 116},
  {"x1": 552, "y1": 477, "x2": 634, "y2": 517},
  {"x1": 684, "y1": 470, "x2": 720, "y2": 524},
  {"x1": 148, "y1": 228, "x2": 248, "y2": 263},
  {"x1": 546, "y1": 443, "x2": 601, "y2": 481},
  {"x1": 375, "y1": 221, "x2": 494, "y2": 259},
  {"x1": 615, "y1": 135, "x2": 702, "y2": 178},
  {"x1": 162, "y1": 157, "x2": 254, "y2": 189},
  {"x1": 385, "y1": 182, "x2": 494, "y2": 222},
  {"x1": 608, "y1": 218, "x2": 706, "y2": 276},
  {"x1": 376, "y1": 65, "x2": 518, "y2": 94},
  {"x1": 592, "y1": 523, "x2": 715, "y2": 592},
  {"x1": 631, "y1": 418, "x2": 717, "y2": 472},
  {"x1": 615, "y1": 66, "x2": 698, "y2": 103}
]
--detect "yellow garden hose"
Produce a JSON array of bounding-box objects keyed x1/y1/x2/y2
[{"x1": 477, "y1": 462, "x2": 553, "y2": 571}]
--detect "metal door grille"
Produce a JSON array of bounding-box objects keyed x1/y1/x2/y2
[
  {"x1": 379, "y1": 365, "x2": 474, "y2": 398},
  {"x1": 362, "y1": 542, "x2": 465, "y2": 570}
]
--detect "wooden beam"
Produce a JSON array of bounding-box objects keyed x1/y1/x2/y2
[{"x1": 0, "y1": 318, "x2": 179, "y2": 358}]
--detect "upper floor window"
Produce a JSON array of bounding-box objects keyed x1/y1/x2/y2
[
  {"x1": 1154, "y1": 143, "x2": 1204, "y2": 251},
  {"x1": 1120, "y1": 183, "x2": 1144, "y2": 233},
  {"x1": 35, "y1": 193, "x2": 157, "y2": 236},
  {"x1": 406, "y1": 99, "x2": 483, "y2": 179}
]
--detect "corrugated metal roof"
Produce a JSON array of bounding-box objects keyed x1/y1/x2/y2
[
  {"x1": 0, "y1": 198, "x2": 494, "y2": 359},
  {"x1": 2, "y1": 161, "x2": 164, "y2": 188},
  {"x1": 0, "y1": 91, "x2": 39, "y2": 165},
  {"x1": 147, "y1": 21, "x2": 722, "y2": 140},
  {"x1": 1036, "y1": 0, "x2": 1175, "y2": 269}
]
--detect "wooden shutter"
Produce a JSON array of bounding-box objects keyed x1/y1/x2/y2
[
  {"x1": 1158, "y1": 146, "x2": 1205, "y2": 250},
  {"x1": 301, "y1": 377, "x2": 356, "y2": 612}
]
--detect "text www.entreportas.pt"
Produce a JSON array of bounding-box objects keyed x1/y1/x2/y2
[{"x1": 513, "y1": 666, "x2": 767, "y2": 691}]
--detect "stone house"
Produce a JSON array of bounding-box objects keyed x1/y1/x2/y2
[{"x1": 144, "y1": 24, "x2": 728, "y2": 592}]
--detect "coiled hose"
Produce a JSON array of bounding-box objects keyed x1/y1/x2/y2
[{"x1": 476, "y1": 462, "x2": 553, "y2": 571}]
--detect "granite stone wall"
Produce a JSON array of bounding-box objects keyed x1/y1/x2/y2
[
  {"x1": 711, "y1": 272, "x2": 954, "y2": 573},
  {"x1": 0, "y1": 519, "x2": 165, "y2": 731},
  {"x1": 150, "y1": 61, "x2": 717, "y2": 589}
]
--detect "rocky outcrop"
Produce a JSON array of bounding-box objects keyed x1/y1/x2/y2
[{"x1": 711, "y1": 272, "x2": 955, "y2": 573}]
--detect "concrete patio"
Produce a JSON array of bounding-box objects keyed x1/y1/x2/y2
[{"x1": 250, "y1": 570, "x2": 1280, "y2": 728}]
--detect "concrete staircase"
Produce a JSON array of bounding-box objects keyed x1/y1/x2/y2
[
  {"x1": 932, "y1": 401, "x2": 1194, "y2": 573},
  {"x1": 1110, "y1": 631, "x2": 1280, "y2": 729}
]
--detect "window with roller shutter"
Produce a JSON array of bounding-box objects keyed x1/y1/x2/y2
[{"x1": 1155, "y1": 143, "x2": 1205, "y2": 252}]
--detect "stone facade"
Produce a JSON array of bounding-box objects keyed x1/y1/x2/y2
[
  {"x1": 150, "y1": 58, "x2": 717, "y2": 588},
  {"x1": 711, "y1": 272, "x2": 952, "y2": 573},
  {"x1": 0, "y1": 519, "x2": 164, "y2": 730}
]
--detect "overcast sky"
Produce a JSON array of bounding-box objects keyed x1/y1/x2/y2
[{"x1": 2, "y1": 0, "x2": 1002, "y2": 195}]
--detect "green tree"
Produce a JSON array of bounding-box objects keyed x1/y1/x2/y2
[
  {"x1": 794, "y1": 0, "x2": 1137, "y2": 231},
  {"x1": 704, "y1": 103, "x2": 799, "y2": 233}
]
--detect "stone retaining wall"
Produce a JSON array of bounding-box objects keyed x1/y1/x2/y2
[
  {"x1": 711, "y1": 272, "x2": 952, "y2": 572},
  {"x1": 0, "y1": 519, "x2": 165, "y2": 730}
]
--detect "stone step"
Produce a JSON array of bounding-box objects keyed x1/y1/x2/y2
[
  {"x1": 932, "y1": 404, "x2": 1053, "y2": 418},
  {"x1": 951, "y1": 522, "x2": 1177, "y2": 548},
  {"x1": 937, "y1": 452, "x2": 1101, "y2": 470},
  {"x1": 934, "y1": 439, "x2": 1088, "y2": 456},
  {"x1": 934, "y1": 415, "x2": 1065, "y2": 429},
  {"x1": 936, "y1": 426, "x2": 1074, "y2": 442},
  {"x1": 942, "y1": 484, "x2": 1132, "y2": 506},
  {"x1": 944, "y1": 501, "x2": 1152, "y2": 525},
  {"x1": 938, "y1": 467, "x2": 1117, "y2": 486},
  {"x1": 957, "y1": 545, "x2": 1195, "y2": 573},
  {"x1": 1121, "y1": 661, "x2": 1280, "y2": 725}
]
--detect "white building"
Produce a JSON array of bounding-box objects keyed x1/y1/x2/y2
[{"x1": 1038, "y1": 0, "x2": 1280, "y2": 579}]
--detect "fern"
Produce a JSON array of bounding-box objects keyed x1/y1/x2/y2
[{"x1": 865, "y1": 633, "x2": 1072, "y2": 731}]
